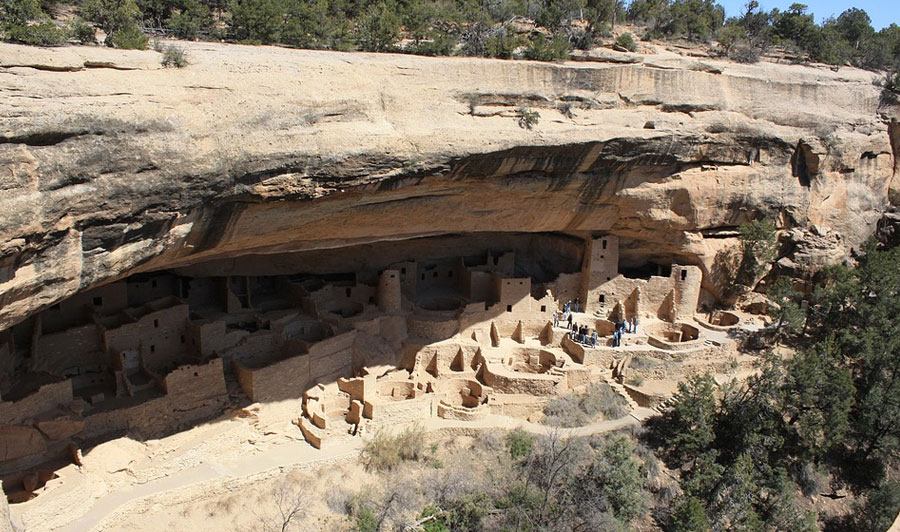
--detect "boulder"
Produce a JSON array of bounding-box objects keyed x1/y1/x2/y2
[
  {"x1": 0, "y1": 425, "x2": 46, "y2": 462},
  {"x1": 36, "y1": 417, "x2": 84, "y2": 441}
]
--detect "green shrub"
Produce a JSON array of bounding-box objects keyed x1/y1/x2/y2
[
  {"x1": 107, "y1": 22, "x2": 146, "y2": 48},
  {"x1": 351, "y1": 506, "x2": 378, "y2": 532},
  {"x1": 505, "y1": 428, "x2": 534, "y2": 459},
  {"x1": 405, "y1": 33, "x2": 455, "y2": 56},
  {"x1": 1, "y1": 0, "x2": 41, "y2": 26},
  {"x1": 522, "y1": 34, "x2": 570, "y2": 61},
  {"x1": 160, "y1": 43, "x2": 187, "y2": 67},
  {"x1": 483, "y1": 31, "x2": 521, "y2": 59},
  {"x1": 4, "y1": 19, "x2": 68, "y2": 45},
  {"x1": 68, "y1": 18, "x2": 95, "y2": 43},
  {"x1": 615, "y1": 32, "x2": 637, "y2": 51},
  {"x1": 360, "y1": 424, "x2": 426, "y2": 471},
  {"x1": 516, "y1": 106, "x2": 540, "y2": 129},
  {"x1": 166, "y1": 0, "x2": 211, "y2": 40}
]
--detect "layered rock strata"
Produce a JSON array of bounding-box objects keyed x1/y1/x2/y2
[{"x1": 0, "y1": 41, "x2": 898, "y2": 331}]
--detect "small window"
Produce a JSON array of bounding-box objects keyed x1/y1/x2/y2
[
  {"x1": 447, "y1": 271, "x2": 453, "y2": 278},
  {"x1": 599, "y1": 295, "x2": 605, "y2": 303},
  {"x1": 519, "y1": 281, "x2": 523, "y2": 285},
  {"x1": 421, "y1": 274, "x2": 425, "y2": 281},
  {"x1": 151, "y1": 280, "x2": 157, "y2": 289},
  {"x1": 93, "y1": 297, "x2": 103, "y2": 306},
  {"x1": 368, "y1": 296, "x2": 375, "y2": 304},
  {"x1": 150, "y1": 345, "x2": 156, "y2": 353},
  {"x1": 600, "y1": 255, "x2": 604, "y2": 259},
  {"x1": 180, "y1": 335, "x2": 185, "y2": 344},
  {"x1": 540, "y1": 305, "x2": 546, "y2": 312},
  {"x1": 681, "y1": 270, "x2": 687, "y2": 281},
  {"x1": 607, "y1": 277, "x2": 611, "y2": 281},
  {"x1": 194, "y1": 372, "x2": 199, "y2": 377},
  {"x1": 602, "y1": 240, "x2": 607, "y2": 250},
  {"x1": 401, "y1": 267, "x2": 406, "y2": 274},
  {"x1": 432, "y1": 272, "x2": 438, "y2": 278},
  {"x1": 389, "y1": 274, "x2": 395, "y2": 279},
  {"x1": 154, "y1": 319, "x2": 159, "y2": 328},
  {"x1": 506, "y1": 305, "x2": 512, "y2": 312},
  {"x1": 345, "y1": 288, "x2": 352, "y2": 297}
]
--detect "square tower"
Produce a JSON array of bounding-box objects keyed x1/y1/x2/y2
[{"x1": 581, "y1": 235, "x2": 619, "y2": 312}]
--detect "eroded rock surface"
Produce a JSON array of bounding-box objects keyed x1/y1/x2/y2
[{"x1": 0, "y1": 41, "x2": 898, "y2": 331}]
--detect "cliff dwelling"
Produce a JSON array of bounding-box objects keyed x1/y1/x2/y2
[{"x1": 0, "y1": 230, "x2": 755, "y2": 499}]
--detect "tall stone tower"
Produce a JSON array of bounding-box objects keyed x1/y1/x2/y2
[
  {"x1": 672, "y1": 265, "x2": 702, "y2": 322},
  {"x1": 581, "y1": 235, "x2": 619, "y2": 313},
  {"x1": 377, "y1": 269, "x2": 402, "y2": 313}
]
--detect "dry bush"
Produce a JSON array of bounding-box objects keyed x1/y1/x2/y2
[{"x1": 360, "y1": 424, "x2": 426, "y2": 471}]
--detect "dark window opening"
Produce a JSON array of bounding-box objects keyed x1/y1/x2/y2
[
  {"x1": 345, "y1": 288, "x2": 352, "y2": 297},
  {"x1": 607, "y1": 277, "x2": 611, "y2": 281},
  {"x1": 540, "y1": 305, "x2": 546, "y2": 312},
  {"x1": 681, "y1": 270, "x2": 687, "y2": 281},
  {"x1": 602, "y1": 240, "x2": 607, "y2": 250},
  {"x1": 93, "y1": 297, "x2": 103, "y2": 306},
  {"x1": 599, "y1": 295, "x2": 605, "y2": 303},
  {"x1": 506, "y1": 305, "x2": 512, "y2": 312},
  {"x1": 153, "y1": 319, "x2": 159, "y2": 328},
  {"x1": 519, "y1": 281, "x2": 523, "y2": 285},
  {"x1": 368, "y1": 296, "x2": 375, "y2": 304},
  {"x1": 151, "y1": 280, "x2": 157, "y2": 289},
  {"x1": 448, "y1": 271, "x2": 453, "y2": 278},
  {"x1": 389, "y1": 274, "x2": 395, "y2": 279},
  {"x1": 194, "y1": 372, "x2": 199, "y2": 377},
  {"x1": 401, "y1": 267, "x2": 406, "y2": 274},
  {"x1": 150, "y1": 345, "x2": 156, "y2": 353},
  {"x1": 600, "y1": 255, "x2": 604, "y2": 259},
  {"x1": 421, "y1": 274, "x2": 425, "y2": 281},
  {"x1": 180, "y1": 335, "x2": 185, "y2": 344}
]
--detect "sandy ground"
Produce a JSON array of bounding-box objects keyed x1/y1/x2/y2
[{"x1": 9, "y1": 397, "x2": 656, "y2": 532}]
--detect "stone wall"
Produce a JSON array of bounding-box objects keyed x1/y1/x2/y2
[
  {"x1": 31, "y1": 323, "x2": 104, "y2": 374},
  {"x1": 0, "y1": 380, "x2": 72, "y2": 426},
  {"x1": 308, "y1": 331, "x2": 356, "y2": 385},
  {"x1": 162, "y1": 359, "x2": 227, "y2": 404},
  {"x1": 236, "y1": 354, "x2": 311, "y2": 403}
]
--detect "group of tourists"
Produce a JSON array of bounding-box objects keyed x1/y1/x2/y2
[
  {"x1": 568, "y1": 322, "x2": 598, "y2": 347},
  {"x1": 551, "y1": 299, "x2": 639, "y2": 348},
  {"x1": 552, "y1": 298, "x2": 580, "y2": 328},
  {"x1": 611, "y1": 317, "x2": 639, "y2": 347}
]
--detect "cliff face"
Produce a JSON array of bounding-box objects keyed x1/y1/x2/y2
[{"x1": 0, "y1": 41, "x2": 897, "y2": 330}]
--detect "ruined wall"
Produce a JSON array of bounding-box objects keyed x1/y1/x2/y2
[
  {"x1": 162, "y1": 359, "x2": 226, "y2": 404},
  {"x1": 236, "y1": 354, "x2": 310, "y2": 403},
  {"x1": 38, "y1": 283, "x2": 127, "y2": 334},
  {"x1": 0, "y1": 380, "x2": 72, "y2": 426},
  {"x1": 308, "y1": 331, "x2": 356, "y2": 385},
  {"x1": 31, "y1": 323, "x2": 104, "y2": 375}
]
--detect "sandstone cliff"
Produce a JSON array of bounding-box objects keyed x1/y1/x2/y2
[{"x1": 0, "y1": 41, "x2": 898, "y2": 330}]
